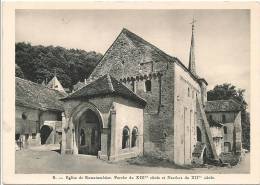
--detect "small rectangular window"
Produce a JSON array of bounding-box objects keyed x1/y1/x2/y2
[
  {"x1": 145, "y1": 80, "x2": 151, "y2": 92},
  {"x1": 32, "y1": 133, "x2": 36, "y2": 139}
]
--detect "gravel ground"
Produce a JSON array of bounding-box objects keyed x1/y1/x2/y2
[{"x1": 15, "y1": 149, "x2": 250, "y2": 174}]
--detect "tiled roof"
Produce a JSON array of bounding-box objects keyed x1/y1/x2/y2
[
  {"x1": 16, "y1": 77, "x2": 66, "y2": 111},
  {"x1": 205, "y1": 99, "x2": 243, "y2": 112},
  {"x1": 62, "y1": 74, "x2": 146, "y2": 106},
  {"x1": 73, "y1": 81, "x2": 85, "y2": 91}
]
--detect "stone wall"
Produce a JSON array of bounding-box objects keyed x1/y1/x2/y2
[
  {"x1": 15, "y1": 105, "x2": 62, "y2": 148},
  {"x1": 111, "y1": 101, "x2": 143, "y2": 160},
  {"x1": 173, "y1": 63, "x2": 201, "y2": 165},
  {"x1": 61, "y1": 96, "x2": 144, "y2": 161}
]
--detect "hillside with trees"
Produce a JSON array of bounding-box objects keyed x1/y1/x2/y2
[
  {"x1": 207, "y1": 83, "x2": 250, "y2": 150},
  {"x1": 15, "y1": 42, "x2": 103, "y2": 89}
]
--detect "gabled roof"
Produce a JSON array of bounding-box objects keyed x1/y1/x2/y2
[
  {"x1": 122, "y1": 28, "x2": 201, "y2": 80},
  {"x1": 205, "y1": 99, "x2": 243, "y2": 112},
  {"x1": 47, "y1": 75, "x2": 66, "y2": 93},
  {"x1": 62, "y1": 74, "x2": 146, "y2": 106},
  {"x1": 88, "y1": 28, "x2": 205, "y2": 84},
  {"x1": 16, "y1": 77, "x2": 66, "y2": 111}
]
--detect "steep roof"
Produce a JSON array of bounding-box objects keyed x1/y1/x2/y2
[
  {"x1": 62, "y1": 74, "x2": 146, "y2": 106},
  {"x1": 47, "y1": 75, "x2": 66, "y2": 93},
  {"x1": 122, "y1": 28, "x2": 200, "y2": 79},
  {"x1": 16, "y1": 77, "x2": 66, "y2": 111},
  {"x1": 205, "y1": 99, "x2": 243, "y2": 112},
  {"x1": 88, "y1": 28, "x2": 204, "y2": 84}
]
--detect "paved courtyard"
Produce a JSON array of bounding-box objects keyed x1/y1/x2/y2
[{"x1": 15, "y1": 147, "x2": 250, "y2": 174}]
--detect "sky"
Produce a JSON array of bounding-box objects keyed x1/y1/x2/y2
[{"x1": 15, "y1": 9, "x2": 250, "y2": 106}]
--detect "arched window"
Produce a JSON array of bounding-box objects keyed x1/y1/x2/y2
[
  {"x1": 222, "y1": 114, "x2": 226, "y2": 123},
  {"x1": 131, "y1": 127, "x2": 138, "y2": 147},
  {"x1": 122, "y1": 126, "x2": 130, "y2": 149},
  {"x1": 224, "y1": 126, "x2": 228, "y2": 134},
  {"x1": 188, "y1": 87, "x2": 190, "y2": 97},
  {"x1": 145, "y1": 80, "x2": 151, "y2": 92},
  {"x1": 197, "y1": 127, "x2": 202, "y2": 142},
  {"x1": 80, "y1": 129, "x2": 85, "y2": 146}
]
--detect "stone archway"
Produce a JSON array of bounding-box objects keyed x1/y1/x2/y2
[
  {"x1": 65, "y1": 102, "x2": 105, "y2": 156},
  {"x1": 77, "y1": 109, "x2": 101, "y2": 155}
]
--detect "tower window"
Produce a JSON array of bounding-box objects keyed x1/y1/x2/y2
[
  {"x1": 188, "y1": 88, "x2": 190, "y2": 97},
  {"x1": 222, "y1": 115, "x2": 226, "y2": 123},
  {"x1": 145, "y1": 80, "x2": 151, "y2": 92}
]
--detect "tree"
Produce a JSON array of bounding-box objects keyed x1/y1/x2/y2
[
  {"x1": 15, "y1": 64, "x2": 24, "y2": 78},
  {"x1": 207, "y1": 83, "x2": 250, "y2": 150},
  {"x1": 207, "y1": 83, "x2": 247, "y2": 107},
  {"x1": 15, "y1": 42, "x2": 102, "y2": 89}
]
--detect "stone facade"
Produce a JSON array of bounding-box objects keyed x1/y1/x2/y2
[
  {"x1": 15, "y1": 105, "x2": 62, "y2": 149},
  {"x1": 205, "y1": 99, "x2": 243, "y2": 158},
  {"x1": 61, "y1": 96, "x2": 144, "y2": 161},
  {"x1": 83, "y1": 28, "x2": 214, "y2": 165}
]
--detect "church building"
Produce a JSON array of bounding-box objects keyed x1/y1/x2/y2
[
  {"x1": 15, "y1": 22, "x2": 243, "y2": 166},
  {"x1": 60, "y1": 21, "x2": 244, "y2": 165}
]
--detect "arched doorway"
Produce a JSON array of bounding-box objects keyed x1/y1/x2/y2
[
  {"x1": 40, "y1": 125, "x2": 53, "y2": 144},
  {"x1": 77, "y1": 109, "x2": 101, "y2": 155}
]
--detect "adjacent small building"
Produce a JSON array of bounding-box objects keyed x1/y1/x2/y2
[
  {"x1": 15, "y1": 77, "x2": 66, "y2": 149},
  {"x1": 205, "y1": 99, "x2": 243, "y2": 154},
  {"x1": 60, "y1": 74, "x2": 146, "y2": 160}
]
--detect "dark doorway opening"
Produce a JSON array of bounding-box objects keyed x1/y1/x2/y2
[
  {"x1": 40, "y1": 125, "x2": 53, "y2": 144},
  {"x1": 78, "y1": 109, "x2": 101, "y2": 155}
]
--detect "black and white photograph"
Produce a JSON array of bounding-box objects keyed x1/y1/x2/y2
[{"x1": 2, "y1": 2, "x2": 260, "y2": 184}]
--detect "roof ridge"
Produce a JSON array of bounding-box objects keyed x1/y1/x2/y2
[
  {"x1": 16, "y1": 77, "x2": 66, "y2": 95},
  {"x1": 121, "y1": 28, "x2": 201, "y2": 81}
]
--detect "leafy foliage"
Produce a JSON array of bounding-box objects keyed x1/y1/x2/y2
[
  {"x1": 15, "y1": 64, "x2": 24, "y2": 78},
  {"x1": 207, "y1": 83, "x2": 247, "y2": 107},
  {"x1": 207, "y1": 83, "x2": 250, "y2": 150},
  {"x1": 15, "y1": 42, "x2": 102, "y2": 89}
]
